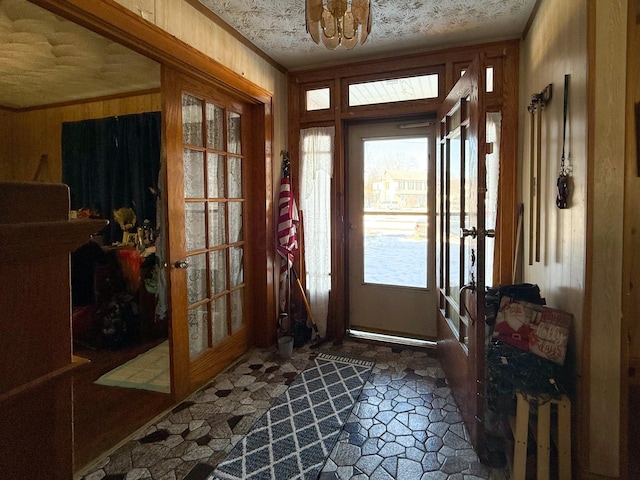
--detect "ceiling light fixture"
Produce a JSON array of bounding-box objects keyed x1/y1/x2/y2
[{"x1": 306, "y1": 0, "x2": 371, "y2": 50}]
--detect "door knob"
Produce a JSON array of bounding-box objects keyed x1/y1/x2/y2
[
  {"x1": 480, "y1": 228, "x2": 496, "y2": 238},
  {"x1": 174, "y1": 260, "x2": 189, "y2": 269},
  {"x1": 460, "y1": 227, "x2": 477, "y2": 239}
]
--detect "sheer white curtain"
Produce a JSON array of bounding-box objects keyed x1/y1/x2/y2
[
  {"x1": 485, "y1": 112, "x2": 501, "y2": 286},
  {"x1": 299, "y1": 127, "x2": 334, "y2": 338}
]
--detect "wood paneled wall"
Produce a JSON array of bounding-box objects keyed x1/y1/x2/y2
[
  {"x1": 624, "y1": 0, "x2": 640, "y2": 384},
  {"x1": 521, "y1": 0, "x2": 629, "y2": 477},
  {"x1": 585, "y1": 1, "x2": 627, "y2": 477},
  {"x1": 0, "y1": 91, "x2": 160, "y2": 183},
  {"x1": 623, "y1": 0, "x2": 640, "y2": 477}
]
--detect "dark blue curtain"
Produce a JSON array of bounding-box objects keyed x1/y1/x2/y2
[{"x1": 62, "y1": 112, "x2": 161, "y2": 243}]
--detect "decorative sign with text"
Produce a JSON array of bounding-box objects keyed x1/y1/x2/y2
[{"x1": 493, "y1": 298, "x2": 572, "y2": 365}]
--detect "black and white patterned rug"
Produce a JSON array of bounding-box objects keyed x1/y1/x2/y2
[{"x1": 212, "y1": 352, "x2": 374, "y2": 480}]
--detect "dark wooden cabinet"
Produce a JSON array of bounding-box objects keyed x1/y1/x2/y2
[{"x1": 0, "y1": 182, "x2": 106, "y2": 479}]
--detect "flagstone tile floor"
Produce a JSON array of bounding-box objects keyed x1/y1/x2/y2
[{"x1": 78, "y1": 339, "x2": 509, "y2": 480}]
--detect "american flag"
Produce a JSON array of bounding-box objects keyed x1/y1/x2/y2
[{"x1": 277, "y1": 157, "x2": 298, "y2": 313}]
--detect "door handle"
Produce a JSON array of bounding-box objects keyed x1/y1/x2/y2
[
  {"x1": 461, "y1": 227, "x2": 495, "y2": 239},
  {"x1": 460, "y1": 284, "x2": 476, "y2": 324},
  {"x1": 460, "y1": 227, "x2": 477, "y2": 239},
  {"x1": 174, "y1": 260, "x2": 189, "y2": 269}
]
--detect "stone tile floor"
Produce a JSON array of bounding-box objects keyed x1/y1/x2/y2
[{"x1": 77, "y1": 338, "x2": 509, "y2": 480}]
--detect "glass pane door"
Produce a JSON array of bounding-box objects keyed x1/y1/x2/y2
[
  {"x1": 182, "y1": 93, "x2": 245, "y2": 359},
  {"x1": 347, "y1": 121, "x2": 438, "y2": 340},
  {"x1": 435, "y1": 55, "x2": 487, "y2": 453}
]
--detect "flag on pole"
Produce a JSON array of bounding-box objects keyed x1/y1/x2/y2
[{"x1": 277, "y1": 155, "x2": 298, "y2": 313}]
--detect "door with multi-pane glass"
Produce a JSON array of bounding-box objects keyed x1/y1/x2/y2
[
  {"x1": 436, "y1": 56, "x2": 487, "y2": 453},
  {"x1": 164, "y1": 70, "x2": 251, "y2": 398}
]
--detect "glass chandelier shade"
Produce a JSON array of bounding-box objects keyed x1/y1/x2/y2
[{"x1": 306, "y1": 0, "x2": 371, "y2": 50}]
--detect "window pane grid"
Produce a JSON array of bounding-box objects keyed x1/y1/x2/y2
[{"x1": 183, "y1": 93, "x2": 246, "y2": 354}]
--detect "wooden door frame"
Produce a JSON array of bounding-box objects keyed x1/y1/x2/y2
[
  {"x1": 162, "y1": 67, "x2": 273, "y2": 398},
  {"x1": 288, "y1": 41, "x2": 519, "y2": 342},
  {"x1": 31, "y1": 0, "x2": 277, "y2": 401},
  {"x1": 30, "y1": 0, "x2": 273, "y2": 106}
]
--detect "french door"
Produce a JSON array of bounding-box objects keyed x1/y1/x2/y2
[
  {"x1": 164, "y1": 68, "x2": 254, "y2": 399},
  {"x1": 436, "y1": 55, "x2": 488, "y2": 452},
  {"x1": 347, "y1": 121, "x2": 437, "y2": 339}
]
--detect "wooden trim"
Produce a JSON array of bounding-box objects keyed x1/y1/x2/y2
[
  {"x1": 621, "y1": 1, "x2": 640, "y2": 478},
  {"x1": 0, "y1": 356, "x2": 89, "y2": 404},
  {"x1": 0, "y1": 219, "x2": 107, "y2": 262},
  {"x1": 522, "y1": 0, "x2": 543, "y2": 40},
  {"x1": 161, "y1": 65, "x2": 189, "y2": 400},
  {"x1": 584, "y1": 0, "x2": 627, "y2": 477},
  {"x1": 30, "y1": 0, "x2": 272, "y2": 105},
  {"x1": 496, "y1": 43, "x2": 520, "y2": 285},
  {"x1": 182, "y1": 0, "x2": 287, "y2": 74},
  {"x1": 289, "y1": 40, "x2": 520, "y2": 342},
  {"x1": 9, "y1": 88, "x2": 161, "y2": 113},
  {"x1": 290, "y1": 39, "x2": 519, "y2": 83},
  {"x1": 582, "y1": 0, "x2": 597, "y2": 471},
  {"x1": 248, "y1": 99, "x2": 277, "y2": 347},
  {"x1": 0, "y1": 105, "x2": 21, "y2": 113},
  {"x1": 162, "y1": 66, "x2": 274, "y2": 399},
  {"x1": 189, "y1": 329, "x2": 249, "y2": 389},
  {"x1": 331, "y1": 80, "x2": 347, "y2": 342}
]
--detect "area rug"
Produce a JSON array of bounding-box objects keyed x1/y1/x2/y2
[
  {"x1": 94, "y1": 341, "x2": 170, "y2": 393},
  {"x1": 212, "y1": 352, "x2": 375, "y2": 480}
]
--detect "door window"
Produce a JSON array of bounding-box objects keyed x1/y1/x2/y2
[
  {"x1": 361, "y1": 137, "x2": 429, "y2": 289},
  {"x1": 182, "y1": 93, "x2": 245, "y2": 358}
]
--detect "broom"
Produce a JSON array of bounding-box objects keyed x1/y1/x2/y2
[{"x1": 290, "y1": 266, "x2": 326, "y2": 347}]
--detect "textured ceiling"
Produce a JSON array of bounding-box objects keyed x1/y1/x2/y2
[
  {"x1": 0, "y1": 0, "x2": 536, "y2": 109},
  {"x1": 198, "y1": 0, "x2": 536, "y2": 70},
  {"x1": 0, "y1": 0, "x2": 160, "y2": 109}
]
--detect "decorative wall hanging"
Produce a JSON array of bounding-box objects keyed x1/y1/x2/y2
[
  {"x1": 557, "y1": 74, "x2": 570, "y2": 209},
  {"x1": 306, "y1": 0, "x2": 371, "y2": 50},
  {"x1": 527, "y1": 84, "x2": 552, "y2": 265}
]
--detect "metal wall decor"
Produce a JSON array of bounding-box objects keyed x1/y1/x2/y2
[{"x1": 527, "y1": 83, "x2": 552, "y2": 265}]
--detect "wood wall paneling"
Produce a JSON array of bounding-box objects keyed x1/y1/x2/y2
[
  {"x1": 623, "y1": 0, "x2": 640, "y2": 478},
  {"x1": 521, "y1": 0, "x2": 629, "y2": 477},
  {"x1": 519, "y1": 0, "x2": 591, "y2": 473},
  {"x1": 0, "y1": 92, "x2": 161, "y2": 183},
  {"x1": 586, "y1": 1, "x2": 627, "y2": 476}
]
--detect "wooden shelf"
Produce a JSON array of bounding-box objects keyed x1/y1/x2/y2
[{"x1": 0, "y1": 182, "x2": 106, "y2": 480}]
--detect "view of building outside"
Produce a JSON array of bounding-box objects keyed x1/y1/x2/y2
[{"x1": 362, "y1": 136, "x2": 429, "y2": 289}]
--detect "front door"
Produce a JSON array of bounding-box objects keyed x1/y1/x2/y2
[
  {"x1": 347, "y1": 121, "x2": 437, "y2": 339},
  {"x1": 436, "y1": 56, "x2": 487, "y2": 452},
  {"x1": 164, "y1": 68, "x2": 253, "y2": 399}
]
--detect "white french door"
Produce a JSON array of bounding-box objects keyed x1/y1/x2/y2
[{"x1": 347, "y1": 120, "x2": 437, "y2": 339}]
